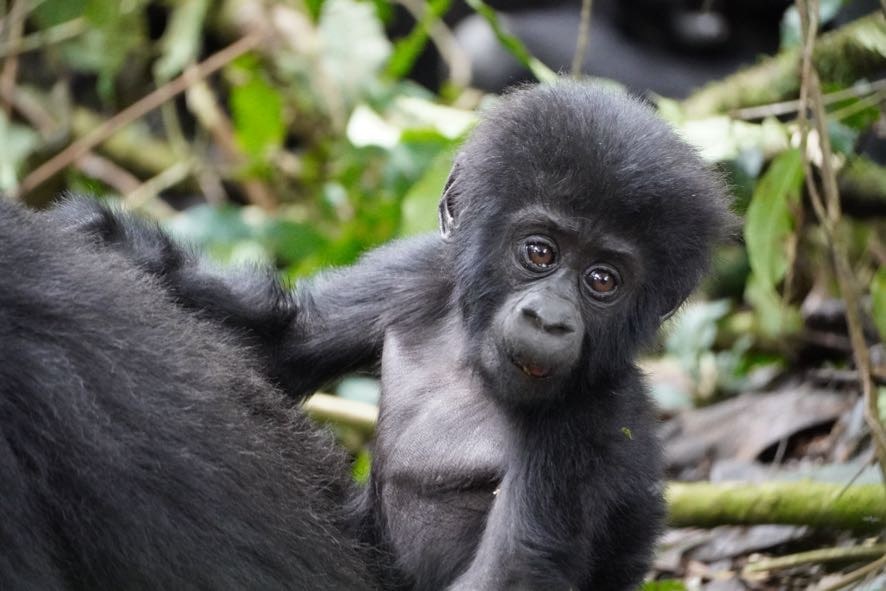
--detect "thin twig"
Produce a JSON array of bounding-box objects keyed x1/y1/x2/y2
[
  {"x1": 818, "y1": 553, "x2": 886, "y2": 591},
  {"x1": 76, "y1": 153, "x2": 142, "y2": 195},
  {"x1": 827, "y1": 88, "x2": 886, "y2": 122},
  {"x1": 125, "y1": 160, "x2": 192, "y2": 215},
  {"x1": 744, "y1": 543, "x2": 886, "y2": 574},
  {"x1": 0, "y1": 17, "x2": 85, "y2": 58},
  {"x1": 796, "y1": 0, "x2": 886, "y2": 483},
  {"x1": 730, "y1": 79, "x2": 886, "y2": 120},
  {"x1": 571, "y1": 0, "x2": 593, "y2": 77},
  {"x1": 0, "y1": 0, "x2": 24, "y2": 118},
  {"x1": 16, "y1": 33, "x2": 262, "y2": 197},
  {"x1": 796, "y1": 0, "x2": 828, "y2": 225},
  {"x1": 303, "y1": 393, "x2": 378, "y2": 435}
]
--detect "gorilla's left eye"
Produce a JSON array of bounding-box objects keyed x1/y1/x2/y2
[
  {"x1": 585, "y1": 266, "x2": 620, "y2": 299},
  {"x1": 521, "y1": 239, "x2": 557, "y2": 271}
]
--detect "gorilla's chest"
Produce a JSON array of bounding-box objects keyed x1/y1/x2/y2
[
  {"x1": 377, "y1": 325, "x2": 509, "y2": 490},
  {"x1": 374, "y1": 326, "x2": 510, "y2": 578}
]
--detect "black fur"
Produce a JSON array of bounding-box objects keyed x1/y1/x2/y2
[
  {"x1": 0, "y1": 200, "x2": 375, "y2": 589},
  {"x1": 4, "y1": 80, "x2": 735, "y2": 589}
]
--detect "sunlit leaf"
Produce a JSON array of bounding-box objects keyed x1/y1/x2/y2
[
  {"x1": 347, "y1": 105, "x2": 401, "y2": 148},
  {"x1": 679, "y1": 116, "x2": 788, "y2": 163},
  {"x1": 393, "y1": 96, "x2": 476, "y2": 139},
  {"x1": 0, "y1": 113, "x2": 40, "y2": 193},
  {"x1": 230, "y1": 70, "x2": 285, "y2": 160},
  {"x1": 318, "y1": 0, "x2": 392, "y2": 106},
  {"x1": 352, "y1": 448, "x2": 372, "y2": 483}
]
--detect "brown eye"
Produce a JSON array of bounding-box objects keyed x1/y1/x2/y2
[
  {"x1": 523, "y1": 240, "x2": 557, "y2": 271},
  {"x1": 586, "y1": 266, "x2": 619, "y2": 298}
]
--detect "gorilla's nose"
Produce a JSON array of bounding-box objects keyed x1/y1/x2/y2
[
  {"x1": 506, "y1": 294, "x2": 583, "y2": 374},
  {"x1": 520, "y1": 303, "x2": 576, "y2": 335}
]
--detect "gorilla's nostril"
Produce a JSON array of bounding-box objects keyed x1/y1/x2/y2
[
  {"x1": 546, "y1": 323, "x2": 574, "y2": 335},
  {"x1": 521, "y1": 306, "x2": 574, "y2": 335},
  {"x1": 521, "y1": 306, "x2": 543, "y2": 328}
]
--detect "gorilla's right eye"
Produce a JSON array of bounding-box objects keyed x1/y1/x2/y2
[{"x1": 521, "y1": 239, "x2": 557, "y2": 271}]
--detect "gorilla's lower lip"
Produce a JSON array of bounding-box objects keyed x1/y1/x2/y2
[{"x1": 510, "y1": 357, "x2": 551, "y2": 379}]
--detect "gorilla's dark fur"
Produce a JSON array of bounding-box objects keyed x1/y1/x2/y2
[
  {"x1": 0, "y1": 201, "x2": 374, "y2": 589},
  {"x1": 0, "y1": 81, "x2": 733, "y2": 590}
]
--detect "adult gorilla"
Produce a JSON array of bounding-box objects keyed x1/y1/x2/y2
[{"x1": 0, "y1": 200, "x2": 376, "y2": 589}]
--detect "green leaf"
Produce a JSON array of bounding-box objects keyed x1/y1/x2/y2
[
  {"x1": 56, "y1": 0, "x2": 149, "y2": 100},
  {"x1": 744, "y1": 273, "x2": 802, "y2": 339},
  {"x1": 154, "y1": 0, "x2": 210, "y2": 81},
  {"x1": 641, "y1": 581, "x2": 687, "y2": 591},
  {"x1": 827, "y1": 119, "x2": 858, "y2": 157},
  {"x1": 352, "y1": 448, "x2": 372, "y2": 483},
  {"x1": 32, "y1": 0, "x2": 85, "y2": 27},
  {"x1": 230, "y1": 73, "x2": 285, "y2": 160},
  {"x1": 464, "y1": 0, "x2": 556, "y2": 83},
  {"x1": 872, "y1": 268, "x2": 886, "y2": 340},
  {"x1": 386, "y1": 0, "x2": 453, "y2": 79},
  {"x1": 744, "y1": 148, "x2": 804, "y2": 291},
  {"x1": 264, "y1": 219, "x2": 329, "y2": 266},
  {"x1": 665, "y1": 300, "x2": 732, "y2": 367},
  {"x1": 400, "y1": 150, "x2": 454, "y2": 237}
]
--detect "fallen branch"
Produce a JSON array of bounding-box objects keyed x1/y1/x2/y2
[
  {"x1": 744, "y1": 543, "x2": 886, "y2": 574},
  {"x1": 666, "y1": 481, "x2": 886, "y2": 532},
  {"x1": 304, "y1": 393, "x2": 378, "y2": 436}
]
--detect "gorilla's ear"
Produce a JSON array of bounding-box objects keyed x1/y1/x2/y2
[
  {"x1": 659, "y1": 305, "x2": 679, "y2": 324},
  {"x1": 438, "y1": 157, "x2": 463, "y2": 241}
]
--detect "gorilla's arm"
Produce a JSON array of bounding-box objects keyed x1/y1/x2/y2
[
  {"x1": 447, "y1": 379, "x2": 663, "y2": 591},
  {"x1": 46, "y1": 197, "x2": 446, "y2": 397}
]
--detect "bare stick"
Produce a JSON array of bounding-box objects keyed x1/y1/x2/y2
[
  {"x1": 818, "y1": 553, "x2": 886, "y2": 591},
  {"x1": 0, "y1": 0, "x2": 24, "y2": 117},
  {"x1": 17, "y1": 33, "x2": 262, "y2": 197},
  {"x1": 571, "y1": 0, "x2": 593, "y2": 77},
  {"x1": 745, "y1": 543, "x2": 886, "y2": 574},
  {"x1": 730, "y1": 78, "x2": 886, "y2": 120}
]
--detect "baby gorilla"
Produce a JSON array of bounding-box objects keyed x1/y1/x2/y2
[{"x1": 63, "y1": 81, "x2": 734, "y2": 589}]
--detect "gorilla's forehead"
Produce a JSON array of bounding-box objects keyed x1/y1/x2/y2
[{"x1": 500, "y1": 203, "x2": 641, "y2": 261}]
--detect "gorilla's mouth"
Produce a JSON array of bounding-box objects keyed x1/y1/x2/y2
[{"x1": 510, "y1": 356, "x2": 551, "y2": 379}]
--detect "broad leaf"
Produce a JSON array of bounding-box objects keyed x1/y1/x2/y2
[{"x1": 744, "y1": 148, "x2": 804, "y2": 291}]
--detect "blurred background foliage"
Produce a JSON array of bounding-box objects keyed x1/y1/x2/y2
[
  {"x1": 1, "y1": 0, "x2": 885, "y2": 585},
  {"x1": 2, "y1": 0, "x2": 882, "y2": 406}
]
